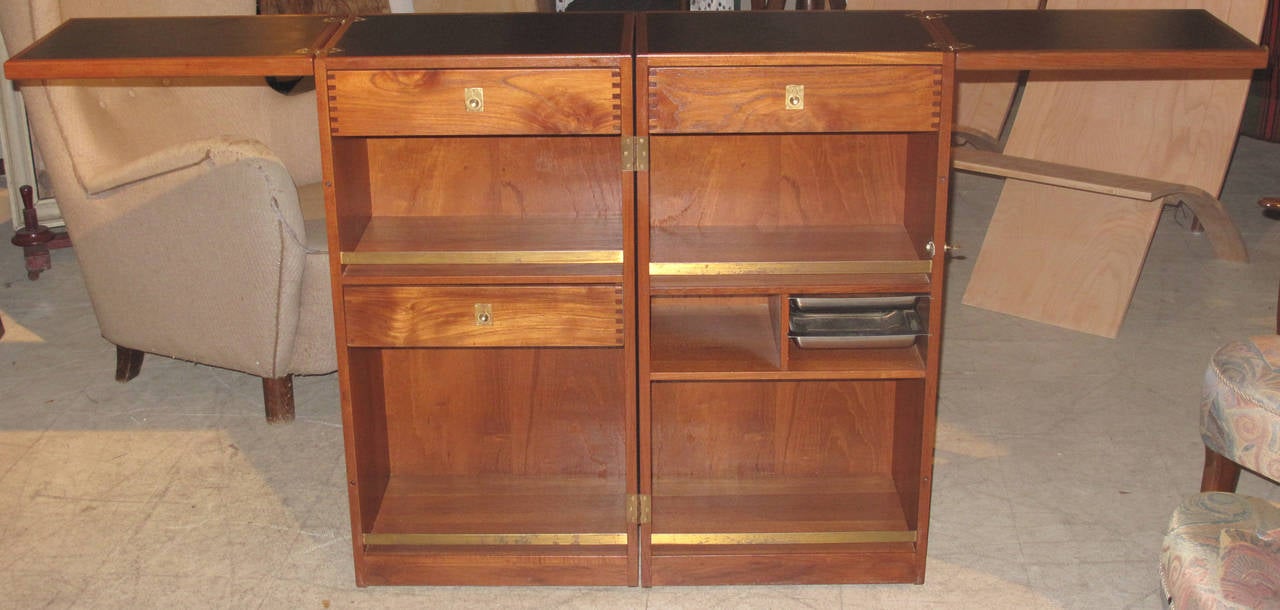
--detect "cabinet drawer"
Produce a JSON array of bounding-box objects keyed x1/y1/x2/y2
[
  {"x1": 648, "y1": 66, "x2": 941, "y2": 134},
  {"x1": 343, "y1": 285, "x2": 624, "y2": 347},
  {"x1": 328, "y1": 69, "x2": 622, "y2": 136}
]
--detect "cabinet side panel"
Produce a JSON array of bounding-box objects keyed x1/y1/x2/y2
[
  {"x1": 350, "y1": 348, "x2": 391, "y2": 533},
  {"x1": 332, "y1": 137, "x2": 374, "y2": 253},
  {"x1": 649, "y1": 134, "x2": 907, "y2": 228},
  {"x1": 891, "y1": 379, "x2": 925, "y2": 532},
  {"x1": 365, "y1": 137, "x2": 622, "y2": 218},
  {"x1": 903, "y1": 132, "x2": 941, "y2": 257},
  {"x1": 380, "y1": 348, "x2": 628, "y2": 479}
]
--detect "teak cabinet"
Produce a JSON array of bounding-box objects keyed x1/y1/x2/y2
[
  {"x1": 318, "y1": 13, "x2": 638, "y2": 586},
  {"x1": 3, "y1": 8, "x2": 1266, "y2": 588},
  {"x1": 636, "y1": 12, "x2": 952, "y2": 586}
]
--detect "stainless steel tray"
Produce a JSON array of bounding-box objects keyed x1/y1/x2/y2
[
  {"x1": 790, "y1": 295, "x2": 920, "y2": 312},
  {"x1": 789, "y1": 309, "x2": 923, "y2": 349}
]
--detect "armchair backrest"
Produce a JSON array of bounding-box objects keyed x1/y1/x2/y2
[{"x1": 0, "y1": 0, "x2": 321, "y2": 197}]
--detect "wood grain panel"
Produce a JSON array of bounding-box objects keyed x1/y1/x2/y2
[
  {"x1": 329, "y1": 68, "x2": 621, "y2": 135},
  {"x1": 379, "y1": 348, "x2": 626, "y2": 477},
  {"x1": 649, "y1": 134, "x2": 910, "y2": 228},
  {"x1": 651, "y1": 380, "x2": 897, "y2": 479},
  {"x1": 649, "y1": 66, "x2": 941, "y2": 133},
  {"x1": 344, "y1": 285, "x2": 623, "y2": 347},
  {"x1": 364, "y1": 137, "x2": 621, "y2": 217}
]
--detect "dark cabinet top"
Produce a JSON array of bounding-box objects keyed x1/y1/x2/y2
[
  {"x1": 943, "y1": 10, "x2": 1265, "y2": 70},
  {"x1": 334, "y1": 13, "x2": 632, "y2": 58},
  {"x1": 639, "y1": 9, "x2": 1265, "y2": 70},
  {"x1": 4, "y1": 9, "x2": 1266, "y2": 79},
  {"x1": 640, "y1": 11, "x2": 936, "y2": 55}
]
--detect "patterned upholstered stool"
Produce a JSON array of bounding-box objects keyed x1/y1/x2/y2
[{"x1": 1161, "y1": 337, "x2": 1280, "y2": 609}]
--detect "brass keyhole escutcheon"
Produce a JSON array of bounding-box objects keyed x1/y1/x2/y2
[
  {"x1": 464, "y1": 87, "x2": 484, "y2": 112},
  {"x1": 785, "y1": 84, "x2": 804, "y2": 110},
  {"x1": 475, "y1": 303, "x2": 493, "y2": 326}
]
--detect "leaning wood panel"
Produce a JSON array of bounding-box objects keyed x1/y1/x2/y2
[
  {"x1": 328, "y1": 68, "x2": 622, "y2": 135},
  {"x1": 961, "y1": 0, "x2": 1265, "y2": 337},
  {"x1": 344, "y1": 285, "x2": 624, "y2": 347},
  {"x1": 648, "y1": 66, "x2": 941, "y2": 133},
  {"x1": 964, "y1": 184, "x2": 1165, "y2": 337}
]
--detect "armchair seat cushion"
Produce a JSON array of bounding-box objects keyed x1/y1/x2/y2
[
  {"x1": 1161, "y1": 492, "x2": 1280, "y2": 609},
  {"x1": 1202, "y1": 336, "x2": 1280, "y2": 483}
]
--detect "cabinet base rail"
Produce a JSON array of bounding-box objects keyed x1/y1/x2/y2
[
  {"x1": 651, "y1": 530, "x2": 917, "y2": 545},
  {"x1": 364, "y1": 533, "x2": 628, "y2": 546}
]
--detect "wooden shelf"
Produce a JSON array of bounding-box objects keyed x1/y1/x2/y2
[
  {"x1": 649, "y1": 273, "x2": 931, "y2": 296},
  {"x1": 370, "y1": 475, "x2": 629, "y2": 541},
  {"x1": 341, "y1": 216, "x2": 624, "y2": 283},
  {"x1": 343, "y1": 264, "x2": 623, "y2": 285},
  {"x1": 346, "y1": 216, "x2": 623, "y2": 261},
  {"x1": 650, "y1": 476, "x2": 911, "y2": 539},
  {"x1": 650, "y1": 297, "x2": 780, "y2": 377},
  {"x1": 786, "y1": 344, "x2": 926, "y2": 379},
  {"x1": 651, "y1": 224, "x2": 923, "y2": 263}
]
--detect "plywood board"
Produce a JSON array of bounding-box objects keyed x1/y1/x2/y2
[{"x1": 961, "y1": 0, "x2": 1264, "y2": 337}]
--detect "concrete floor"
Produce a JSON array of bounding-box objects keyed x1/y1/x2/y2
[{"x1": 2, "y1": 136, "x2": 1280, "y2": 608}]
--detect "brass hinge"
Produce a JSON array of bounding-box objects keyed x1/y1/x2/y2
[
  {"x1": 626, "y1": 494, "x2": 651, "y2": 524},
  {"x1": 621, "y1": 136, "x2": 649, "y2": 172}
]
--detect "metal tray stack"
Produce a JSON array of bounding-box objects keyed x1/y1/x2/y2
[{"x1": 789, "y1": 295, "x2": 925, "y2": 349}]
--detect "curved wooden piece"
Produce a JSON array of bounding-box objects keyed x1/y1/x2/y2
[
  {"x1": 952, "y1": 127, "x2": 1002, "y2": 152},
  {"x1": 953, "y1": 149, "x2": 1249, "y2": 263},
  {"x1": 1170, "y1": 189, "x2": 1247, "y2": 263}
]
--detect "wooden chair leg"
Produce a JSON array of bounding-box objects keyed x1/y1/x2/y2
[
  {"x1": 115, "y1": 346, "x2": 144, "y2": 382},
  {"x1": 1200, "y1": 446, "x2": 1242, "y2": 492},
  {"x1": 262, "y1": 375, "x2": 295, "y2": 424}
]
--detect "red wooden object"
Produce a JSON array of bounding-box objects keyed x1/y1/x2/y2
[{"x1": 10, "y1": 185, "x2": 69, "y2": 280}]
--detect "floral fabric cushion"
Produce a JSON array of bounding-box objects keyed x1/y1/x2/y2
[
  {"x1": 1201, "y1": 337, "x2": 1280, "y2": 482},
  {"x1": 1162, "y1": 493, "x2": 1280, "y2": 609}
]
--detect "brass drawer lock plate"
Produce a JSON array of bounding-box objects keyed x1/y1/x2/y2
[
  {"x1": 474, "y1": 303, "x2": 493, "y2": 326},
  {"x1": 464, "y1": 87, "x2": 484, "y2": 112},
  {"x1": 785, "y1": 84, "x2": 804, "y2": 110}
]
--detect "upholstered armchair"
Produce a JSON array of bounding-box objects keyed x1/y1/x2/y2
[
  {"x1": 1161, "y1": 337, "x2": 1280, "y2": 608},
  {"x1": 0, "y1": 0, "x2": 335, "y2": 422}
]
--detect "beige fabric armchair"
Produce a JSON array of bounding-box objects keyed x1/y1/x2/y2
[{"x1": 0, "y1": 0, "x2": 336, "y2": 422}]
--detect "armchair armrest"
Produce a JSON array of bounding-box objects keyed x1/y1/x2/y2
[
  {"x1": 71, "y1": 137, "x2": 317, "y2": 378},
  {"x1": 82, "y1": 136, "x2": 280, "y2": 196}
]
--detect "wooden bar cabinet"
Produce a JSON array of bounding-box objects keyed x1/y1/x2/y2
[
  {"x1": 3, "y1": 7, "x2": 1266, "y2": 588},
  {"x1": 315, "y1": 13, "x2": 638, "y2": 585}
]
